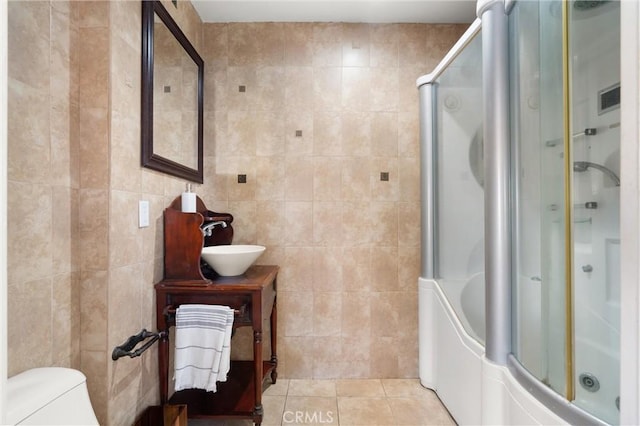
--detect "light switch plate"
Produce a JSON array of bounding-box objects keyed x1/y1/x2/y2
[{"x1": 139, "y1": 200, "x2": 150, "y2": 228}]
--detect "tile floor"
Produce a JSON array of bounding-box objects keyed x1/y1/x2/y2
[{"x1": 189, "y1": 378, "x2": 456, "y2": 426}]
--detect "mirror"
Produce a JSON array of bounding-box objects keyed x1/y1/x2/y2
[{"x1": 142, "y1": 0, "x2": 204, "y2": 183}]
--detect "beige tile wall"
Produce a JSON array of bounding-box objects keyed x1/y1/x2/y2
[
  {"x1": 202, "y1": 22, "x2": 467, "y2": 379},
  {"x1": 7, "y1": 0, "x2": 81, "y2": 378},
  {"x1": 7, "y1": 0, "x2": 465, "y2": 423},
  {"x1": 8, "y1": 0, "x2": 203, "y2": 424}
]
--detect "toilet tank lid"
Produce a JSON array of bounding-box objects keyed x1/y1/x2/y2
[{"x1": 6, "y1": 367, "x2": 88, "y2": 424}]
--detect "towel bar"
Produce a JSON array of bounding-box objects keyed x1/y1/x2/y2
[
  {"x1": 112, "y1": 329, "x2": 167, "y2": 361},
  {"x1": 163, "y1": 304, "x2": 244, "y2": 320}
]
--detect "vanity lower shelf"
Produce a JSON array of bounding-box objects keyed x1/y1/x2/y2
[{"x1": 168, "y1": 361, "x2": 276, "y2": 419}]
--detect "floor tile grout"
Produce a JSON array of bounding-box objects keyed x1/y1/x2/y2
[{"x1": 190, "y1": 378, "x2": 456, "y2": 425}]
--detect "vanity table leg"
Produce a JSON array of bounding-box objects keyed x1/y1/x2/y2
[
  {"x1": 270, "y1": 295, "x2": 278, "y2": 384},
  {"x1": 253, "y1": 328, "x2": 264, "y2": 426},
  {"x1": 158, "y1": 331, "x2": 169, "y2": 404}
]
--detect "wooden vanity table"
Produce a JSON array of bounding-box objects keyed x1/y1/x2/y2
[{"x1": 155, "y1": 198, "x2": 278, "y2": 425}]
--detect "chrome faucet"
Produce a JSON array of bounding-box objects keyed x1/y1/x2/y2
[{"x1": 201, "y1": 221, "x2": 227, "y2": 237}]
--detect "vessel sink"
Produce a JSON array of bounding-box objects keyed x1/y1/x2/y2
[{"x1": 201, "y1": 245, "x2": 266, "y2": 276}]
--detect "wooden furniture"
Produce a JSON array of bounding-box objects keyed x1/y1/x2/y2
[
  {"x1": 156, "y1": 198, "x2": 277, "y2": 425},
  {"x1": 134, "y1": 404, "x2": 187, "y2": 426},
  {"x1": 156, "y1": 266, "x2": 278, "y2": 425}
]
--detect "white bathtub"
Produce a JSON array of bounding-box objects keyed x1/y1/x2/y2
[{"x1": 418, "y1": 277, "x2": 567, "y2": 425}]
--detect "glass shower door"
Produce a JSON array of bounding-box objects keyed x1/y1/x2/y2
[
  {"x1": 569, "y1": 1, "x2": 620, "y2": 423},
  {"x1": 434, "y1": 32, "x2": 485, "y2": 345},
  {"x1": 510, "y1": 0, "x2": 620, "y2": 423},
  {"x1": 509, "y1": 0, "x2": 568, "y2": 396}
]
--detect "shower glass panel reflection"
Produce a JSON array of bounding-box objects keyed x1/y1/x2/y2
[
  {"x1": 434, "y1": 32, "x2": 484, "y2": 345},
  {"x1": 510, "y1": 0, "x2": 567, "y2": 397},
  {"x1": 510, "y1": 0, "x2": 620, "y2": 424},
  {"x1": 570, "y1": 1, "x2": 620, "y2": 423}
]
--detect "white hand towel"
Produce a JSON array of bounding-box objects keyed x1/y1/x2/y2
[{"x1": 174, "y1": 304, "x2": 234, "y2": 392}]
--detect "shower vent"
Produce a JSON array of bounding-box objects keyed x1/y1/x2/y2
[{"x1": 598, "y1": 83, "x2": 620, "y2": 115}]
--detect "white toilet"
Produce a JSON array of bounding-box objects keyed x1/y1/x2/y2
[{"x1": 6, "y1": 367, "x2": 99, "y2": 425}]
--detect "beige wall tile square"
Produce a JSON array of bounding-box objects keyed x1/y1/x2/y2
[
  {"x1": 341, "y1": 112, "x2": 371, "y2": 157},
  {"x1": 81, "y1": 350, "x2": 108, "y2": 424},
  {"x1": 79, "y1": 229, "x2": 109, "y2": 271},
  {"x1": 342, "y1": 24, "x2": 370, "y2": 68},
  {"x1": 341, "y1": 292, "x2": 371, "y2": 338},
  {"x1": 370, "y1": 246, "x2": 399, "y2": 291},
  {"x1": 313, "y1": 201, "x2": 344, "y2": 246},
  {"x1": 370, "y1": 336, "x2": 399, "y2": 378},
  {"x1": 341, "y1": 201, "x2": 373, "y2": 246},
  {"x1": 312, "y1": 248, "x2": 344, "y2": 292},
  {"x1": 313, "y1": 67, "x2": 342, "y2": 111},
  {"x1": 79, "y1": 107, "x2": 109, "y2": 189},
  {"x1": 284, "y1": 66, "x2": 314, "y2": 112},
  {"x1": 370, "y1": 112, "x2": 398, "y2": 156},
  {"x1": 370, "y1": 291, "x2": 401, "y2": 338},
  {"x1": 398, "y1": 110, "x2": 420, "y2": 158},
  {"x1": 313, "y1": 111, "x2": 343, "y2": 156},
  {"x1": 284, "y1": 23, "x2": 314, "y2": 66},
  {"x1": 313, "y1": 158, "x2": 342, "y2": 202},
  {"x1": 285, "y1": 157, "x2": 314, "y2": 201},
  {"x1": 282, "y1": 336, "x2": 315, "y2": 378},
  {"x1": 202, "y1": 23, "x2": 228, "y2": 64},
  {"x1": 226, "y1": 66, "x2": 257, "y2": 111},
  {"x1": 7, "y1": 182, "x2": 52, "y2": 284},
  {"x1": 313, "y1": 40, "x2": 343, "y2": 67},
  {"x1": 278, "y1": 291, "x2": 314, "y2": 338},
  {"x1": 342, "y1": 67, "x2": 370, "y2": 111},
  {"x1": 8, "y1": 80, "x2": 51, "y2": 183},
  {"x1": 79, "y1": 27, "x2": 109, "y2": 108},
  {"x1": 313, "y1": 292, "x2": 342, "y2": 336},
  {"x1": 285, "y1": 110, "x2": 314, "y2": 156},
  {"x1": 341, "y1": 247, "x2": 371, "y2": 292},
  {"x1": 7, "y1": 278, "x2": 53, "y2": 376},
  {"x1": 52, "y1": 187, "x2": 74, "y2": 275},
  {"x1": 341, "y1": 158, "x2": 370, "y2": 201},
  {"x1": 398, "y1": 66, "x2": 426, "y2": 113},
  {"x1": 255, "y1": 23, "x2": 285, "y2": 66},
  {"x1": 255, "y1": 66, "x2": 285, "y2": 111},
  {"x1": 284, "y1": 201, "x2": 313, "y2": 245},
  {"x1": 78, "y1": 1, "x2": 109, "y2": 29},
  {"x1": 255, "y1": 111, "x2": 285, "y2": 156},
  {"x1": 398, "y1": 202, "x2": 420, "y2": 248},
  {"x1": 108, "y1": 264, "x2": 143, "y2": 349},
  {"x1": 370, "y1": 201, "x2": 398, "y2": 246},
  {"x1": 226, "y1": 110, "x2": 258, "y2": 156},
  {"x1": 228, "y1": 23, "x2": 258, "y2": 66},
  {"x1": 282, "y1": 247, "x2": 314, "y2": 291},
  {"x1": 80, "y1": 270, "x2": 108, "y2": 352},
  {"x1": 8, "y1": 1, "x2": 50, "y2": 89},
  {"x1": 256, "y1": 157, "x2": 285, "y2": 200},
  {"x1": 398, "y1": 246, "x2": 420, "y2": 291},
  {"x1": 255, "y1": 200, "x2": 286, "y2": 245},
  {"x1": 227, "y1": 200, "x2": 258, "y2": 243},
  {"x1": 370, "y1": 68, "x2": 399, "y2": 111}
]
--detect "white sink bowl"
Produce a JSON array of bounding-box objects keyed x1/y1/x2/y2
[{"x1": 201, "y1": 245, "x2": 266, "y2": 276}]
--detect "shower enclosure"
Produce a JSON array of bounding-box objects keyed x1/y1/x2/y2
[{"x1": 418, "y1": 0, "x2": 620, "y2": 424}]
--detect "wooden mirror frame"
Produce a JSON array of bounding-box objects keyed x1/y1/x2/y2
[{"x1": 141, "y1": 0, "x2": 204, "y2": 183}]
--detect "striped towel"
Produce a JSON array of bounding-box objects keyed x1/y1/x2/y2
[{"x1": 174, "y1": 304, "x2": 234, "y2": 392}]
